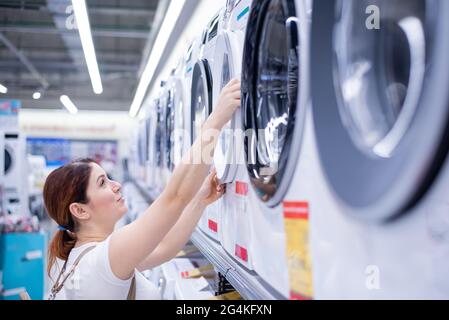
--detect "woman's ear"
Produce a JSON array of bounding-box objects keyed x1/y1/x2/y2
[{"x1": 69, "y1": 203, "x2": 90, "y2": 221}]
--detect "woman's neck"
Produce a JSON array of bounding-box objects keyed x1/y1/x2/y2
[{"x1": 75, "y1": 227, "x2": 112, "y2": 247}]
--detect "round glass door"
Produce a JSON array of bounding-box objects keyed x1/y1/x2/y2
[
  {"x1": 311, "y1": 0, "x2": 449, "y2": 220},
  {"x1": 334, "y1": 0, "x2": 429, "y2": 158},
  {"x1": 191, "y1": 61, "x2": 213, "y2": 144},
  {"x1": 242, "y1": 0, "x2": 301, "y2": 206},
  {"x1": 4, "y1": 148, "x2": 12, "y2": 174}
]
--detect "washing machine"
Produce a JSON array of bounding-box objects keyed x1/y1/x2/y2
[
  {"x1": 183, "y1": 36, "x2": 202, "y2": 150},
  {"x1": 310, "y1": 0, "x2": 449, "y2": 299},
  {"x1": 2, "y1": 131, "x2": 28, "y2": 215},
  {"x1": 162, "y1": 75, "x2": 176, "y2": 185},
  {"x1": 241, "y1": 0, "x2": 313, "y2": 298},
  {"x1": 151, "y1": 94, "x2": 166, "y2": 195},
  {"x1": 137, "y1": 117, "x2": 149, "y2": 184},
  {"x1": 0, "y1": 131, "x2": 4, "y2": 213},
  {"x1": 143, "y1": 104, "x2": 154, "y2": 190},
  {"x1": 170, "y1": 58, "x2": 188, "y2": 168},
  {"x1": 191, "y1": 10, "x2": 224, "y2": 242},
  {"x1": 211, "y1": 0, "x2": 258, "y2": 271}
]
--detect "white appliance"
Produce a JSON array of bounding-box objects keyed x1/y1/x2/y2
[
  {"x1": 182, "y1": 36, "x2": 202, "y2": 152},
  {"x1": 171, "y1": 58, "x2": 188, "y2": 168},
  {"x1": 145, "y1": 97, "x2": 163, "y2": 196},
  {"x1": 2, "y1": 131, "x2": 28, "y2": 215},
  {"x1": 191, "y1": 10, "x2": 225, "y2": 242},
  {"x1": 0, "y1": 131, "x2": 4, "y2": 214},
  {"x1": 309, "y1": 0, "x2": 449, "y2": 299},
  {"x1": 212, "y1": 0, "x2": 257, "y2": 271},
  {"x1": 161, "y1": 75, "x2": 176, "y2": 187},
  {"x1": 150, "y1": 88, "x2": 167, "y2": 195},
  {"x1": 143, "y1": 103, "x2": 155, "y2": 190},
  {"x1": 240, "y1": 0, "x2": 313, "y2": 298}
]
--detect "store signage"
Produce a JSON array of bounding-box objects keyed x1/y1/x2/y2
[{"x1": 0, "y1": 99, "x2": 20, "y2": 130}]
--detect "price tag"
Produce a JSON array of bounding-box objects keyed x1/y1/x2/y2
[{"x1": 283, "y1": 201, "x2": 313, "y2": 300}]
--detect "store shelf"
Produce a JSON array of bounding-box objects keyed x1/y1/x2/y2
[
  {"x1": 190, "y1": 230, "x2": 284, "y2": 300},
  {"x1": 131, "y1": 178, "x2": 285, "y2": 300}
]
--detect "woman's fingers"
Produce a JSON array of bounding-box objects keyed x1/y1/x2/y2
[{"x1": 227, "y1": 78, "x2": 240, "y2": 86}]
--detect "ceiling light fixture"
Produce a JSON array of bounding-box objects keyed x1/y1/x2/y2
[
  {"x1": 60, "y1": 95, "x2": 78, "y2": 114},
  {"x1": 72, "y1": 0, "x2": 103, "y2": 94},
  {"x1": 0, "y1": 83, "x2": 8, "y2": 94},
  {"x1": 33, "y1": 92, "x2": 41, "y2": 100}
]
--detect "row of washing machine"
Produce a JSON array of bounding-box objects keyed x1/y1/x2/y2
[
  {"x1": 0, "y1": 130, "x2": 28, "y2": 216},
  {"x1": 129, "y1": 0, "x2": 449, "y2": 299}
]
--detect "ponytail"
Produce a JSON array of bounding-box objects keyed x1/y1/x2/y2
[{"x1": 47, "y1": 230, "x2": 78, "y2": 278}]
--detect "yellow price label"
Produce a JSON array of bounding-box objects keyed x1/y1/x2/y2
[{"x1": 283, "y1": 201, "x2": 313, "y2": 300}]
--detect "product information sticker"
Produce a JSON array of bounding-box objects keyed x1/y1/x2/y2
[{"x1": 283, "y1": 201, "x2": 313, "y2": 300}]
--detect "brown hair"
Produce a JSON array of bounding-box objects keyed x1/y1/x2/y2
[{"x1": 44, "y1": 158, "x2": 96, "y2": 277}]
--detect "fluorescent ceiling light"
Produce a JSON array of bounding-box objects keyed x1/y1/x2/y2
[
  {"x1": 129, "y1": 0, "x2": 186, "y2": 117},
  {"x1": 60, "y1": 95, "x2": 78, "y2": 114},
  {"x1": 33, "y1": 92, "x2": 41, "y2": 99},
  {"x1": 0, "y1": 83, "x2": 7, "y2": 94},
  {"x1": 72, "y1": 0, "x2": 103, "y2": 94}
]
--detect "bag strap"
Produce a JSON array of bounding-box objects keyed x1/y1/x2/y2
[
  {"x1": 49, "y1": 245, "x2": 96, "y2": 300},
  {"x1": 127, "y1": 276, "x2": 136, "y2": 300}
]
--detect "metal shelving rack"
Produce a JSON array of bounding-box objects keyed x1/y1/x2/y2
[{"x1": 130, "y1": 178, "x2": 285, "y2": 300}]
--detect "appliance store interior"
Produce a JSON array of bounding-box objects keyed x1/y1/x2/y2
[{"x1": 1, "y1": 0, "x2": 449, "y2": 300}]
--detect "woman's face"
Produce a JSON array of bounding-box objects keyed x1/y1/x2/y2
[{"x1": 84, "y1": 162, "x2": 128, "y2": 227}]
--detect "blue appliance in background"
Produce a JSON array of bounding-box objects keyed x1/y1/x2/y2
[{"x1": 0, "y1": 232, "x2": 47, "y2": 300}]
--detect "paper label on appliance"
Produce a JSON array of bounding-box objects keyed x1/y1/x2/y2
[{"x1": 283, "y1": 201, "x2": 313, "y2": 300}]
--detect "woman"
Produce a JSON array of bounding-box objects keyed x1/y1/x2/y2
[{"x1": 44, "y1": 79, "x2": 241, "y2": 300}]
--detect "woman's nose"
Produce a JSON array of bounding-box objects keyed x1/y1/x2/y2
[{"x1": 112, "y1": 181, "x2": 121, "y2": 192}]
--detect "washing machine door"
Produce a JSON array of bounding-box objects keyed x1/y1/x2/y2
[
  {"x1": 311, "y1": 0, "x2": 449, "y2": 221},
  {"x1": 165, "y1": 89, "x2": 175, "y2": 172},
  {"x1": 242, "y1": 0, "x2": 309, "y2": 207},
  {"x1": 173, "y1": 79, "x2": 185, "y2": 167},
  {"x1": 191, "y1": 59, "x2": 213, "y2": 145},
  {"x1": 213, "y1": 31, "x2": 243, "y2": 183},
  {"x1": 4, "y1": 146, "x2": 13, "y2": 175}
]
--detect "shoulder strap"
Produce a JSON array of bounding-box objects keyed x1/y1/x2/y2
[
  {"x1": 127, "y1": 276, "x2": 136, "y2": 300},
  {"x1": 49, "y1": 245, "x2": 96, "y2": 300}
]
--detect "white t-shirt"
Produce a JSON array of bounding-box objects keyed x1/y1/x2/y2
[{"x1": 51, "y1": 236, "x2": 161, "y2": 300}]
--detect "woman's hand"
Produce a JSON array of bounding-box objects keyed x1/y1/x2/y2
[
  {"x1": 196, "y1": 168, "x2": 225, "y2": 206},
  {"x1": 207, "y1": 79, "x2": 241, "y2": 129}
]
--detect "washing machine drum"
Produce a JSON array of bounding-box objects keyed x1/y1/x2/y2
[
  {"x1": 242, "y1": 0, "x2": 306, "y2": 207},
  {"x1": 311, "y1": 0, "x2": 449, "y2": 221},
  {"x1": 4, "y1": 147, "x2": 12, "y2": 175},
  {"x1": 191, "y1": 60, "x2": 213, "y2": 145}
]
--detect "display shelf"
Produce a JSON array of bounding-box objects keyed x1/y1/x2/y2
[
  {"x1": 190, "y1": 230, "x2": 285, "y2": 300},
  {"x1": 131, "y1": 178, "x2": 285, "y2": 300}
]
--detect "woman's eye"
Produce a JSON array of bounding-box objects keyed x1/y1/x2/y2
[{"x1": 100, "y1": 179, "x2": 105, "y2": 186}]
